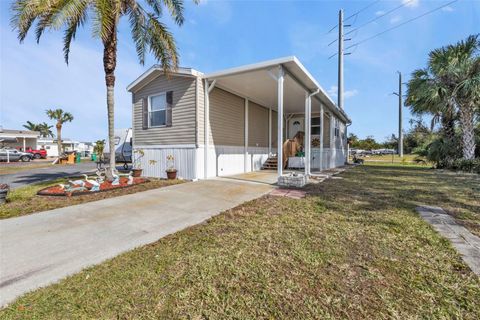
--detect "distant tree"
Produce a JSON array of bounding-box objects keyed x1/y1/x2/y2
[
  {"x1": 46, "y1": 109, "x2": 73, "y2": 156},
  {"x1": 23, "y1": 121, "x2": 40, "y2": 132},
  {"x1": 23, "y1": 121, "x2": 54, "y2": 138},
  {"x1": 382, "y1": 134, "x2": 398, "y2": 150},
  {"x1": 347, "y1": 133, "x2": 359, "y2": 146}
]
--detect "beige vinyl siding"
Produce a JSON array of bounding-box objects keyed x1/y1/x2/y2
[
  {"x1": 209, "y1": 87, "x2": 245, "y2": 146},
  {"x1": 248, "y1": 102, "x2": 269, "y2": 148},
  {"x1": 133, "y1": 74, "x2": 196, "y2": 145}
]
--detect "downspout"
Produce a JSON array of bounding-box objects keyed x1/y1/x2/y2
[{"x1": 345, "y1": 122, "x2": 352, "y2": 164}]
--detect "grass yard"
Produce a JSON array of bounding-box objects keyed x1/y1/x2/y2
[
  {"x1": 1, "y1": 164, "x2": 479, "y2": 319},
  {"x1": 0, "y1": 178, "x2": 184, "y2": 220},
  {"x1": 354, "y1": 154, "x2": 424, "y2": 165}
]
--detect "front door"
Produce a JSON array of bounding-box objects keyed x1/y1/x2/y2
[{"x1": 288, "y1": 117, "x2": 304, "y2": 139}]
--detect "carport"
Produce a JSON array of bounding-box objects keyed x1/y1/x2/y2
[{"x1": 203, "y1": 56, "x2": 350, "y2": 183}]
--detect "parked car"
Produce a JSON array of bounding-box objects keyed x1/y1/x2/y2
[
  {"x1": 0, "y1": 148, "x2": 34, "y2": 162},
  {"x1": 25, "y1": 147, "x2": 47, "y2": 159}
]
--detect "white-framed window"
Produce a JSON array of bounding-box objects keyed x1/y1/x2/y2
[
  {"x1": 148, "y1": 93, "x2": 167, "y2": 127},
  {"x1": 334, "y1": 118, "x2": 340, "y2": 137}
]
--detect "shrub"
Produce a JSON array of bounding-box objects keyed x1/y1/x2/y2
[{"x1": 450, "y1": 158, "x2": 480, "y2": 174}]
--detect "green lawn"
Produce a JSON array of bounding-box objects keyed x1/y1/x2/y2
[
  {"x1": 1, "y1": 164, "x2": 479, "y2": 319},
  {"x1": 0, "y1": 178, "x2": 184, "y2": 220}
]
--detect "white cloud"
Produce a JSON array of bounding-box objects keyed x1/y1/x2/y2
[
  {"x1": 402, "y1": 0, "x2": 419, "y2": 8},
  {"x1": 327, "y1": 86, "x2": 359, "y2": 99},
  {"x1": 390, "y1": 16, "x2": 402, "y2": 24},
  {"x1": 375, "y1": 10, "x2": 385, "y2": 16},
  {"x1": 442, "y1": 6, "x2": 454, "y2": 12}
]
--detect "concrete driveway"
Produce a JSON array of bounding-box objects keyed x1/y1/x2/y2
[{"x1": 0, "y1": 179, "x2": 273, "y2": 306}]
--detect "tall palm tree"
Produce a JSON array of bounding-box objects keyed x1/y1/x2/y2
[
  {"x1": 11, "y1": 0, "x2": 193, "y2": 173},
  {"x1": 406, "y1": 35, "x2": 479, "y2": 160},
  {"x1": 46, "y1": 109, "x2": 73, "y2": 156}
]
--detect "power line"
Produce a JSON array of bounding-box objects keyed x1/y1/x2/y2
[
  {"x1": 345, "y1": 0, "x2": 459, "y2": 51},
  {"x1": 345, "y1": 0, "x2": 416, "y2": 36},
  {"x1": 326, "y1": 0, "x2": 380, "y2": 34},
  {"x1": 345, "y1": 0, "x2": 381, "y2": 21}
]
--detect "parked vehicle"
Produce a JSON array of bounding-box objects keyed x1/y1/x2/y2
[
  {"x1": 104, "y1": 128, "x2": 132, "y2": 169},
  {"x1": 25, "y1": 147, "x2": 47, "y2": 159},
  {"x1": 0, "y1": 148, "x2": 34, "y2": 162}
]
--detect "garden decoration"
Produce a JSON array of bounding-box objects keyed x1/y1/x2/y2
[
  {"x1": 83, "y1": 175, "x2": 101, "y2": 192},
  {"x1": 165, "y1": 155, "x2": 177, "y2": 179},
  {"x1": 127, "y1": 172, "x2": 134, "y2": 185},
  {"x1": 132, "y1": 149, "x2": 145, "y2": 177},
  {"x1": 282, "y1": 131, "x2": 305, "y2": 169}
]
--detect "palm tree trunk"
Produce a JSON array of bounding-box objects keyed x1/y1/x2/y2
[
  {"x1": 56, "y1": 124, "x2": 62, "y2": 156},
  {"x1": 459, "y1": 104, "x2": 476, "y2": 160},
  {"x1": 103, "y1": 29, "x2": 117, "y2": 176}
]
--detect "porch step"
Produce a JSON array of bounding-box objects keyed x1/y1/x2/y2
[{"x1": 261, "y1": 156, "x2": 278, "y2": 170}]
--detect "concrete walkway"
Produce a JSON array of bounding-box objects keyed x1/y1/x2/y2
[
  {"x1": 417, "y1": 205, "x2": 480, "y2": 276},
  {"x1": 0, "y1": 179, "x2": 273, "y2": 306}
]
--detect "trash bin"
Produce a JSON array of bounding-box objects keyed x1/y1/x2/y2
[
  {"x1": 75, "y1": 152, "x2": 81, "y2": 163},
  {"x1": 91, "y1": 153, "x2": 97, "y2": 161}
]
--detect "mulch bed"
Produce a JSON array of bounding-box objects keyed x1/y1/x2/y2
[{"x1": 37, "y1": 177, "x2": 148, "y2": 197}]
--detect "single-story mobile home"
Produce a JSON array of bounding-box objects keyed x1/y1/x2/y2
[{"x1": 127, "y1": 56, "x2": 351, "y2": 182}]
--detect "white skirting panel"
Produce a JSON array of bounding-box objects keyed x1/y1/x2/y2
[
  {"x1": 196, "y1": 145, "x2": 269, "y2": 178},
  {"x1": 311, "y1": 147, "x2": 346, "y2": 171},
  {"x1": 133, "y1": 146, "x2": 197, "y2": 180}
]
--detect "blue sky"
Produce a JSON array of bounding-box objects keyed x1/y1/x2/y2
[{"x1": 0, "y1": 0, "x2": 478, "y2": 142}]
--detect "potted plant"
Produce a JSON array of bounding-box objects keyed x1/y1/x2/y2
[
  {"x1": 165, "y1": 155, "x2": 177, "y2": 179},
  {"x1": 0, "y1": 184, "x2": 9, "y2": 205},
  {"x1": 132, "y1": 149, "x2": 144, "y2": 177}
]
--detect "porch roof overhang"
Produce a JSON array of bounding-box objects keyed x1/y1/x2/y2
[{"x1": 204, "y1": 56, "x2": 351, "y2": 124}]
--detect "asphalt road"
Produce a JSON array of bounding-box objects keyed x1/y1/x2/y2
[{"x1": 0, "y1": 162, "x2": 98, "y2": 189}]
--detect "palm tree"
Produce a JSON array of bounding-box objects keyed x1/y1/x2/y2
[
  {"x1": 12, "y1": 0, "x2": 193, "y2": 173},
  {"x1": 23, "y1": 121, "x2": 40, "y2": 132},
  {"x1": 46, "y1": 109, "x2": 73, "y2": 156},
  {"x1": 406, "y1": 35, "x2": 479, "y2": 160},
  {"x1": 37, "y1": 122, "x2": 55, "y2": 138},
  {"x1": 23, "y1": 121, "x2": 54, "y2": 138}
]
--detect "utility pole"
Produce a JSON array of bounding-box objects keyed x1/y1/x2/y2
[
  {"x1": 392, "y1": 71, "x2": 403, "y2": 157},
  {"x1": 338, "y1": 9, "x2": 344, "y2": 110}
]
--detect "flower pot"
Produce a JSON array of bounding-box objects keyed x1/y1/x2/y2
[
  {"x1": 132, "y1": 169, "x2": 143, "y2": 177},
  {"x1": 0, "y1": 188, "x2": 9, "y2": 205},
  {"x1": 166, "y1": 170, "x2": 177, "y2": 180}
]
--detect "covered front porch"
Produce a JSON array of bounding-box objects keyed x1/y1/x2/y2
[{"x1": 203, "y1": 56, "x2": 350, "y2": 184}]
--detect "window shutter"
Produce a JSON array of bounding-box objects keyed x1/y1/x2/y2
[
  {"x1": 166, "y1": 91, "x2": 173, "y2": 127},
  {"x1": 142, "y1": 97, "x2": 148, "y2": 130}
]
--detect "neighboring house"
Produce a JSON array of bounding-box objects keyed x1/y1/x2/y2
[
  {"x1": 37, "y1": 138, "x2": 79, "y2": 157},
  {"x1": 127, "y1": 56, "x2": 351, "y2": 181},
  {"x1": 0, "y1": 127, "x2": 40, "y2": 151}
]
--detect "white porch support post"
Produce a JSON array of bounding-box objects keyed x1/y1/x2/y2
[
  {"x1": 330, "y1": 115, "x2": 335, "y2": 168},
  {"x1": 204, "y1": 78, "x2": 216, "y2": 179},
  {"x1": 304, "y1": 92, "x2": 311, "y2": 176},
  {"x1": 268, "y1": 107, "x2": 272, "y2": 155},
  {"x1": 277, "y1": 66, "x2": 284, "y2": 178},
  {"x1": 23, "y1": 137, "x2": 26, "y2": 151},
  {"x1": 319, "y1": 104, "x2": 324, "y2": 171},
  {"x1": 244, "y1": 98, "x2": 249, "y2": 172}
]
